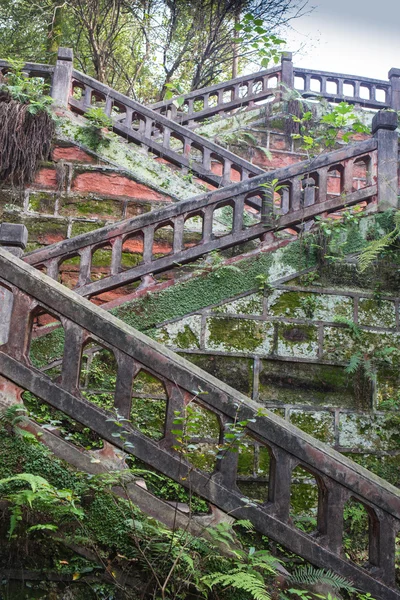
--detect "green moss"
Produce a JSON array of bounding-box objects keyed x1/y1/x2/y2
[
  {"x1": 289, "y1": 410, "x2": 335, "y2": 444},
  {"x1": 358, "y1": 297, "x2": 396, "y2": 329},
  {"x1": 277, "y1": 323, "x2": 318, "y2": 358},
  {"x1": 112, "y1": 252, "x2": 274, "y2": 331},
  {"x1": 70, "y1": 220, "x2": 106, "y2": 237},
  {"x1": 29, "y1": 326, "x2": 65, "y2": 369},
  {"x1": 121, "y1": 251, "x2": 143, "y2": 269},
  {"x1": 60, "y1": 196, "x2": 123, "y2": 219},
  {"x1": 205, "y1": 317, "x2": 273, "y2": 353},
  {"x1": 91, "y1": 248, "x2": 112, "y2": 267},
  {"x1": 281, "y1": 238, "x2": 318, "y2": 271},
  {"x1": 174, "y1": 325, "x2": 200, "y2": 349},
  {"x1": 28, "y1": 192, "x2": 56, "y2": 214},
  {"x1": 268, "y1": 290, "x2": 352, "y2": 320}
]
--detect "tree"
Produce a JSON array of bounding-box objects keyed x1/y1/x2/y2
[{"x1": 0, "y1": 0, "x2": 309, "y2": 101}]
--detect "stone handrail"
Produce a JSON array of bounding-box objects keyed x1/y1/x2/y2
[
  {"x1": 294, "y1": 67, "x2": 392, "y2": 110},
  {"x1": 150, "y1": 63, "x2": 282, "y2": 125},
  {"x1": 24, "y1": 136, "x2": 381, "y2": 298},
  {"x1": 149, "y1": 54, "x2": 400, "y2": 125},
  {"x1": 0, "y1": 51, "x2": 263, "y2": 187},
  {"x1": 0, "y1": 248, "x2": 399, "y2": 599}
]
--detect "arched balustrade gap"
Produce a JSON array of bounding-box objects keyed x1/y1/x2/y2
[
  {"x1": 243, "y1": 197, "x2": 262, "y2": 226},
  {"x1": 210, "y1": 157, "x2": 224, "y2": 178},
  {"x1": 72, "y1": 83, "x2": 84, "y2": 101},
  {"x1": 58, "y1": 255, "x2": 81, "y2": 289},
  {"x1": 343, "y1": 82, "x2": 355, "y2": 97},
  {"x1": 327, "y1": 166, "x2": 343, "y2": 197},
  {"x1": 130, "y1": 370, "x2": 167, "y2": 440},
  {"x1": 121, "y1": 232, "x2": 144, "y2": 270},
  {"x1": 252, "y1": 80, "x2": 263, "y2": 95},
  {"x1": 236, "y1": 434, "x2": 271, "y2": 504},
  {"x1": 238, "y1": 84, "x2": 248, "y2": 98},
  {"x1": 310, "y1": 78, "x2": 321, "y2": 93},
  {"x1": 153, "y1": 223, "x2": 174, "y2": 259},
  {"x1": 22, "y1": 390, "x2": 104, "y2": 449},
  {"x1": 176, "y1": 401, "x2": 221, "y2": 473},
  {"x1": 352, "y1": 157, "x2": 370, "y2": 191},
  {"x1": 375, "y1": 88, "x2": 386, "y2": 103},
  {"x1": 183, "y1": 214, "x2": 203, "y2": 249},
  {"x1": 267, "y1": 76, "x2": 278, "y2": 88},
  {"x1": 131, "y1": 112, "x2": 145, "y2": 131},
  {"x1": 326, "y1": 80, "x2": 338, "y2": 95},
  {"x1": 294, "y1": 76, "x2": 305, "y2": 91},
  {"x1": 208, "y1": 94, "x2": 218, "y2": 107},
  {"x1": 290, "y1": 465, "x2": 320, "y2": 534},
  {"x1": 110, "y1": 101, "x2": 124, "y2": 118},
  {"x1": 79, "y1": 341, "x2": 117, "y2": 411},
  {"x1": 91, "y1": 244, "x2": 112, "y2": 281},
  {"x1": 359, "y1": 86, "x2": 371, "y2": 100},
  {"x1": 169, "y1": 134, "x2": 184, "y2": 154},
  {"x1": 343, "y1": 497, "x2": 374, "y2": 567},
  {"x1": 29, "y1": 308, "x2": 64, "y2": 381},
  {"x1": 90, "y1": 91, "x2": 106, "y2": 109},
  {"x1": 193, "y1": 99, "x2": 204, "y2": 113},
  {"x1": 151, "y1": 123, "x2": 163, "y2": 141},
  {"x1": 212, "y1": 203, "x2": 234, "y2": 237},
  {"x1": 223, "y1": 89, "x2": 233, "y2": 103},
  {"x1": 189, "y1": 144, "x2": 203, "y2": 165}
]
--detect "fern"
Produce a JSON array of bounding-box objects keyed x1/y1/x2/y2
[
  {"x1": 345, "y1": 352, "x2": 362, "y2": 374},
  {"x1": 288, "y1": 565, "x2": 356, "y2": 593},
  {"x1": 333, "y1": 316, "x2": 362, "y2": 340},
  {"x1": 202, "y1": 568, "x2": 272, "y2": 600},
  {"x1": 358, "y1": 211, "x2": 400, "y2": 272}
]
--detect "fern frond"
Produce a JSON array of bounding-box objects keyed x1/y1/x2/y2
[
  {"x1": 358, "y1": 231, "x2": 397, "y2": 272},
  {"x1": 288, "y1": 565, "x2": 356, "y2": 592},
  {"x1": 345, "y1": 353, "x2": 362, "y2": 374},
  {"x1": 202, "y1": 570, "x2": 271, "y2": 600}
]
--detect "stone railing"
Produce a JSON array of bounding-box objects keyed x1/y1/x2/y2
[
  {"x1": 0, "y1": 247, "x2": 398, "y2": 599},
  {"x1": 0, "y1": 50, "x2": 263, "y2": 187},
  {"x1": 25, "y1": 107, "x2": 400, "y2": 299},
  {"x1": 150, "y1": 60, "x2": 284, "y2": 124},
  {"x1": 150, "y1": 53, "x2": 400, "y2": 125}
]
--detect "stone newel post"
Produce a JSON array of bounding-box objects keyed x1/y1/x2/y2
[
  {"x1": 280, "y1": 51, "x2": 294, "y2": 89},
  {"x1": 51, "y1": 47, "x2": 74, "y2": 107},
  {"x1": 372, "y1": 110, "x2": 399, "y2": 211},
  {"x1": 389, "y1": 68, "x2": 400, "y2": 111}
]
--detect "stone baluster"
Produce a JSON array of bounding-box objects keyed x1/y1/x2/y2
[
  {"x1": 373, "y1": 110, "x2": 399, "y2": 210},
  {"x1": 389, "y1": 67, "x2": 400, "y2": 110},
  {"x1": 51, "y1": 47, "x2": 73, "y2": 107}
]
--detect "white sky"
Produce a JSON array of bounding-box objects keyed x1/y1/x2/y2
[{"x1": 285, "y1": 0, "x2": 400, "y2": 81}]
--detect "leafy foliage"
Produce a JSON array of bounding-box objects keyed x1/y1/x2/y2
[
  {"x1": 358, "y1": 211, "x2": 400, "y2": 272},
  {"x1": 0, "y1": 58, "x2": 54, "y2": 185}
]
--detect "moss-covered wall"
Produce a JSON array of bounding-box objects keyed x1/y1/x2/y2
[{"x1": 108, "y1": 212, "x2": 400, "y2": 475}]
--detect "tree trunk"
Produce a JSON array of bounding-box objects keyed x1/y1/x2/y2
[{"x1": 47, "y1": 2, "x2": 64, "y2": 64}]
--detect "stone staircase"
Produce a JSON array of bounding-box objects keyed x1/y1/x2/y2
[
  {"x1": 0, "y1": 50, "x2": 399, "y2": 598},
  {"x1": 0, "y1": 248, "x2": 399, "y2": 599}
]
